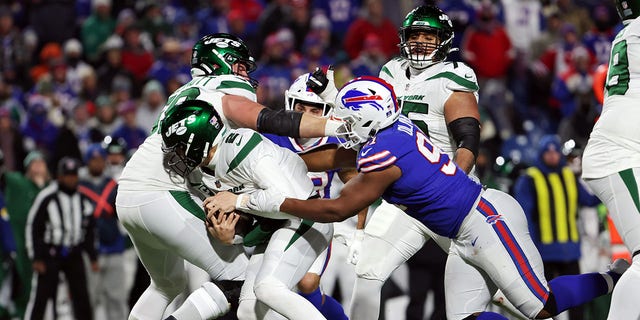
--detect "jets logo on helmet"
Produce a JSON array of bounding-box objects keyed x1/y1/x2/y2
[
  {"x1": 164, "y1": 115, "x2": 197, "y2": 137},
  {"x1": 190, "y1": 33, "x2": 258, "y2": 87},
  {"x1": 160, "y1": 99, "x2": 226, "y2": 177},
  {"x1": 333, "y1": 76, "x2": 400, "y2": 149}
]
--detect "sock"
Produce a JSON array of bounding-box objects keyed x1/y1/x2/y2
[
  {"x1": 319, "y1": 294, "x2": 348, "y2": 320},
  {"x1": 548, "y1": 272, "x2": 610, "y2": 314},
  {"x1": 299, "y1": 287, "x2": 323, "y2": 309},
  {"x1": 476, "y1": 311, "x2": 509, "y2": 319}
]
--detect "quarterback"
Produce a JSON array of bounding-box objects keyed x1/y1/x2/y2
[
  {"x1": 305, "y1": 5, "x2": 482, "y2": 319},
  {"x1": 116, "y1": 33, "x2": 343, "y2": 320},
  {"x1": 159, "y1": 100, "x2": 333, "y2": 320}
]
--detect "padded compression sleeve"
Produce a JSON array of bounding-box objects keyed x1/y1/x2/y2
[
  {"x1": 256, "y1": 108, "x2": 303, "y2": 137},
  {"x1": 448, "y1": 117, "x2": 480, "y2": 159}
]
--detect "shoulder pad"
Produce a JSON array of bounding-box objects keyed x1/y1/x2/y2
[{"x1": 208, "y1": 75, "x2": 257, "y2": 102}]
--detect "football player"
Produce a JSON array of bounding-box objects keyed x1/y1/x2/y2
[
  {"x1": 159, "y1": 99, "x2": 336, "y2": 320},
  {"x1": 263, "y1": 73, "x2": 356, "y2": 319},
  {"x1": 116, "y1": 33, "x2": 344, "y2": 320},
  {"x1": 208, "y1": 76, "x2": 630, "y2": 320},
  {"x1": 582, "y1": 1, "x2": 640, "y2": 319},
  {"x1": 305, "y1": 5, "x2": 482, "y2": 319}
]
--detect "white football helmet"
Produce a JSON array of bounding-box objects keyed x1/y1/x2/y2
[
  {"x1": 285, "y1": 73, "x2": 331, "y2": 116},
  {"x1": 285, "y1": 73, "x2": 332, "y2": 147},
  {"x1": 333, "y1": 76, "x2": 401, "y2": 149}
]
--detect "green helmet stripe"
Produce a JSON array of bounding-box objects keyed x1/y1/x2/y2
[
  {"x1": 226, "y1": 132, "x2": 262, "y2": 173},
  {"x1": 426, "y1": 72, "x2": 478, "y2": 91}
]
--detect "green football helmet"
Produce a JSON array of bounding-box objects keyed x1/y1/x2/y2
[
  {"x1": 160, "y1": 99, "x2": 225, "y2": 176},
  {"x1": 615, "y1": 0, "x2": 640, "y2": 22},
  {"x1": 399, "y1": 5, "x2": 455, "y2": 69},
  {"x1": 191, "y1": 33, "x2": 258, "y2": 86}
]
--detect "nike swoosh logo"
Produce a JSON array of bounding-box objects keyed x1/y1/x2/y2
[
  {"x1": 464, "y1": 74, "x2": 473, "y2": 79},
  {"x1": 361, "y1": 148, "x2": 372, "y2": 157},
  {"x1": 471, "y1": 236, "x2": 479, "y2": 247}
]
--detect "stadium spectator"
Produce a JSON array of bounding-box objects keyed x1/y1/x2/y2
[
  {"x1": 0, "y1": 6, "x2": 29, "y2": 87},
  {"x1": 343, "y1": 0, "x2": 399, "y2": 60},
  {"x1": 81, "y1": 0, "x2": 116, "y2": 64},
  {"x1": 120, "y1": 24, "x2": 154, "y2": 95},
  {"x1": 0, "y1": 107, "x2": 26, "y2": 172},
  {"x1": 514, "y1": 135, "x2": 601, "y2": 320},
  {"x1": 462, "y1": 0, "x2": 515, "y2": 140},
  {"x1": 0, "y1": 151, "x2": 50, "y2": 319},
  {"x1": 79, "y1": 144, "x2": 128, "y2": 320},
  {"x1": 111, "y1": 101, "x2": 146, "y2": 152},
  {"x1": 135, "y1": 80, "x2": 165, "y2": 134}
]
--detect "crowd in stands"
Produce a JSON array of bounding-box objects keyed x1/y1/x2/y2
[{"x1": 0, "y1": 0, "x2": 626, "y2": 319}]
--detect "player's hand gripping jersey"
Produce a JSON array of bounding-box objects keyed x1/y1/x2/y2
[
  {"x1": 379, "y1": 59, "x2": 479, "y2": 156},
  {"x1": 119, "y1": 75, "x2": 256, "y2": 192},
  {"x1": 357, "y1": 115, "x2": 482, "y2": 238},
  {"x1": 200, "y1": 128, "x2": 314, "y2": 220}
]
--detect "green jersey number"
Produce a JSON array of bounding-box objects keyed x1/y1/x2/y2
[
  {"x1": 400, "y1": 100, "x2": 430, "y2": 137},
  {"x1": 151, "y1": 87, "x2": 202, "y2": 133},
  {"x1": 606, "y1": 40, "x2": 630, "y2": 96}
]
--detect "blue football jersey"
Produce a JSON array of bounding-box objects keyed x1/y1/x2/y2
[
  {"x1": 264, "y1": 134, "x2": 343, "y2": 199},
  {"x1": 357, "y1": 115, "x2": 483, "y2": 238}
]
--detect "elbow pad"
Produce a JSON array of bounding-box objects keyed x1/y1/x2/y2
[
  {"x1": 256, "y1": 108, "x2": 303, "y2": 138},
  {"x1": 448, "y1": 117, "x2": 480, "y2": 159}
]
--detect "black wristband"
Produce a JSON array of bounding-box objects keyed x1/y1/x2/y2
[
  {"x1": 448, "y1": 117, "x2": 480, "y2": 159},
  {"x1": 256, "y1": 108, "x2": 303, "y2": 138}
]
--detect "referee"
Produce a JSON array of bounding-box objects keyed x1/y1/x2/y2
[{"x1": 24, "y1": 157, "x2": 98, "y2": 320}]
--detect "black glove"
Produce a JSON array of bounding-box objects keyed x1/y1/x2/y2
[{"x1": 306, "y1": 65, "x2": 333, "y2": 95}]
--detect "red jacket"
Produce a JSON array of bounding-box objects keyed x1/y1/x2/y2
[{"x1": 343, "y1": 18, "x2": 399, "y2": 60}]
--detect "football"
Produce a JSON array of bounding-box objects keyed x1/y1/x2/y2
[{"x1": 208, "y1": 210, "x2": 255, "y2": 237}]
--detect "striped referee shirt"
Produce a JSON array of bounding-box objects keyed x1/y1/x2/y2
[{"x1": 25, "y1": 182, "x2": 97, "y2": 261}]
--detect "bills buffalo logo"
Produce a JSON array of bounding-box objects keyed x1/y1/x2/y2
[
  {"x1": 485, "y1": 214, "x2": 504, "y2": 225},
  {"x1": 341, "y1": 89, "x2": 385, "y2": 111}
]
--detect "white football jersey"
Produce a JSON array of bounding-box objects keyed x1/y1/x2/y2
[
  {"x1": 118, "y1": 75, "x2": 257, "y2": 192},
  {"x1": 379, "y1": 58, "x2": 479, "y2": 157},
  {"x1": 583, "y1": 17, "x2": 640, "y2": 179},
  {"x1": 201, "y1": 128, "x2": 314, "y2": 220}
]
